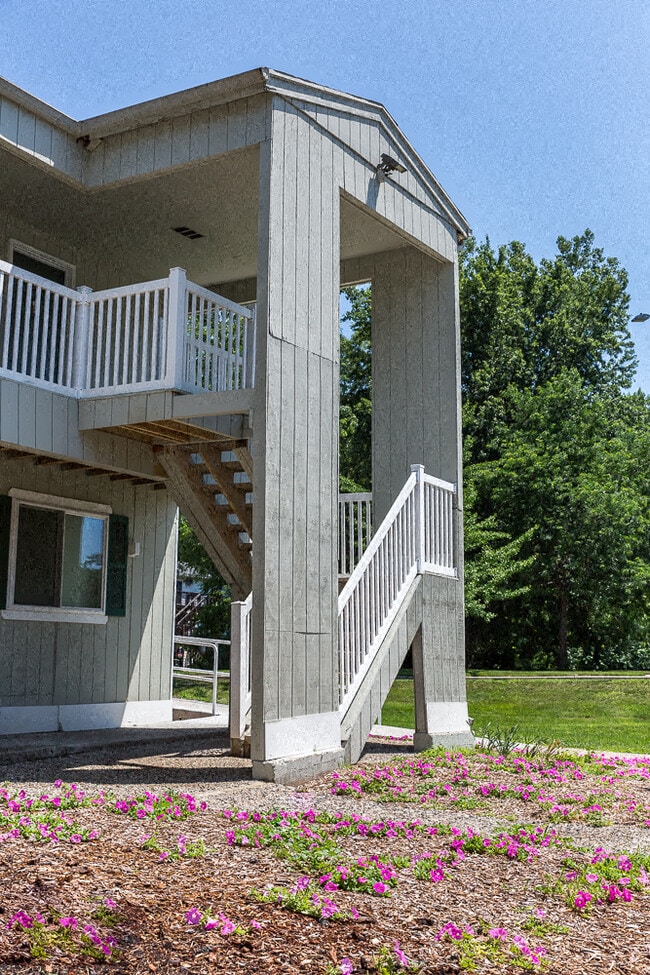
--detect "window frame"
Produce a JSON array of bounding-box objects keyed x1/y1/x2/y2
[
  {"x1": 2, "y1": 489, "x2": 112, "y2": 624},
  {"x1": 8, "y1": 239, "x2": 76, "y2": 288}
]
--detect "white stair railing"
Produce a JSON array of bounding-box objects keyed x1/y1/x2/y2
[
  {"x1": 338, "y1": 465, "x2": 456, "y2": 712},
  {"x1": 206, "y1": 471, "x2": 456, "y2": 741},
  {"x1": 229, "y1": 592, "x2": 253, "y2": 743},
  {"x1": 338, "y1": 492, "x2": 372, "y2": 577}
]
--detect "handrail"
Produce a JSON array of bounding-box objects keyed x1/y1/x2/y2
[
  {"x1": 338, "y1": 466, "x2": 457, "y2": 713},
  {"x1": 338, "y1": 492, "x2": 372, "y2": 577},
  {"x1": 173, "y1": 635, "x2": 231, "y2": 715},
  {"x1": 0, "y1": 259, "x2": 79, "y2": 299},
  {"x1": 0, "y1": 262, "x2": 256, "y2": 398}
]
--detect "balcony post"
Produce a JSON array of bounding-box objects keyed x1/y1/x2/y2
[
  {"x1": 166, "y1": 267, "x2": 187, "y2": 390},
  {"x1": 411, "y1": 463, "x2": 425, "y2": 574},
  {"x1": 73, "y1": 286, "x2": 93, "y2": 391},
  {"x1": 244, "y1": 304, "x2": 256, "y2": 389}
]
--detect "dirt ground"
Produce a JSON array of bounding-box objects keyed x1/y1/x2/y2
[{"x1": 1, "y1": 732, "x2": 649, "y2": 974}]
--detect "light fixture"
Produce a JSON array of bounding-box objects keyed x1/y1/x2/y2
[
  {"x1": 375, "y1": 153, "x2": 407, "y2": 182},
  {"x1": 632, "y1": 313, "x2": 650, "y2": 323},
  {"x1": 77, "y1": 134, "x2": 103, "y2": 152}
]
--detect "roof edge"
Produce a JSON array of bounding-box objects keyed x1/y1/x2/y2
[
  {"x1": 0, "y1": 76, "x2": 79, "y2": 134},
  {"x1": 264, "y1": 70, "x2": 471, "y2": 239}
]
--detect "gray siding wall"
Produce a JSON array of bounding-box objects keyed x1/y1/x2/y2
[
  {"x1": 0, "y1": 458, "x2": 176, "y2": 707},
  {"x1": 82, "y1": 94, "x2": 269, "y2": 189},
  {"x1": 371, "y1": 246, "x2": 462, "y2": 517},
  {"x1": 0, "y1": 378, "x2": 160, "y2": 474},
  {"x1": 251, "y1": 98, "x2": 340, "y2": 751},
  {"x1": 371, "y1": 245, "x2": 466, "y2": 697},
  {"x1": 0, "y1": 88, "x2": 82, "y2": 182}
]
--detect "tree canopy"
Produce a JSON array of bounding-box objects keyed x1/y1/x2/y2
[
  {"x1": 461, "y1": 231, "x2": 649, "y2": 668},
  {"x1": 180, "y1": 231, "x2": 650, "y2": 671}
]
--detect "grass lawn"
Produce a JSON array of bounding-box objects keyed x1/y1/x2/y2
[
  {"x1": 382, "y1": 674, "x2": 650, "y2": 753},
  {"x1": 172, "y1": 677, "x2": 230, "y2": 706}
]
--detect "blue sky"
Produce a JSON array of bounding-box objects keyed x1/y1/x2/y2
[{"x1": 3, "y1": 0, "x2": 649, "y2": 390}]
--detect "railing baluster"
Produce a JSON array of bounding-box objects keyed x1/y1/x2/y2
[
  {"x1": 0, "y1": 263, "x2": 254, "y2": 396},
  {"x1": 1, "y1": 271, "x2": 12, "y2": 370},
  {"x1": 28, "y1": 283, "x2": 42, "y2": 377}
]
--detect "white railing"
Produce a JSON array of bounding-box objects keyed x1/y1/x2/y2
[
  {"x1": 85, "y1": 278, "x2": 169, "y2": 394},
  {"x1": 0, "y1": 261, "x2": 80, "y2": 392},
  {"x1": 338, "y1": 466, "x2": 456, "y2": 711},
  {"x1": 172, "y1": 635, "x2": 231, "y2": 715},
  {"x1": 338, "y1": 492, "x2": 372, "y2": 577},
  {"x1": 0, "y1": 261, "x2": 255, "y2": 399},
  {"x1": 182, "y1": 280, "x2": 255, "y2": 394},
  {"x1": 229, "y1": 592, "x2": 253, "y2": 743}
]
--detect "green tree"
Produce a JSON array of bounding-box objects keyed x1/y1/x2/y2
[
  {"x1": 339, "y1": 285, "x2": 372, "y2": 490},
  {"x1": 177, "y1": 516, "x2": 231, "y2": 643},
  {"x1": 460, "y1": 232, "x2": 649, "y2": 668},
  {"x1": 460, "y1": 230, "x2": 636, "y2": 466}
]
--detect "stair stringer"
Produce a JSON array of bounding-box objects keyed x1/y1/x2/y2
[
  {"x1": 340, "y1": 574, "x2": 423, "y2": 764},
  {"x1": 157, "y1": 446, "x2": 252, "y2": 594}
]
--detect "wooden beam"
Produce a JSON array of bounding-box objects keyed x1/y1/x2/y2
[{"x1": 172, "y1": 388, "x2": 254, "y2": 420}]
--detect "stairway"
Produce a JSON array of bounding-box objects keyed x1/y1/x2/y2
[
  {"x1": 156, "y1": 439, "x2": 254, "y2": 596},
  {"x1": 337, "y1": 466, "x2": 457, "y2": 761},
  {"x1": 226, "y1": 464, "x2": 458, "y2": 761}
]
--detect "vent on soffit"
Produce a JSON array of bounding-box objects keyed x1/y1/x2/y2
[{"x1": 172, "y1": 226, "x2": 205, "y2": 240}]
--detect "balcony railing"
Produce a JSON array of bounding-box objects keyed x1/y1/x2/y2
[{"x1": 0, "y1": 262, "x2": 255, "y2": 399}]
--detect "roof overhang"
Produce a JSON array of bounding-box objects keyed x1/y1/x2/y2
[{"x1": 0, "y1": 67, "x2": 471, "y2": 240}]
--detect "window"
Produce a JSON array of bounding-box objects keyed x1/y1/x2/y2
[
  {"x1": 0, "y1": 491, "x2": 128, "y2": 624},
  {"x1": 8, "y1": 240, "x2": 76, "y2": 288}
]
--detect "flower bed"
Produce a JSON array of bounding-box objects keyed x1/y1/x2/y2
[{"x1": 1, "y1": 746, "x2": 649, "y2": 973}]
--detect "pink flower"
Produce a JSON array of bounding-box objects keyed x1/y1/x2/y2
[
  {"x1": 585, "y1": 873, "x2": 599, "y2": 883},
  {"x1": 393, "y1": 942, "x2": 409, "y2": 966},
  {"x1": 488, "y1": 927, "x2": 508, "y2": 940},
  {"x1": 574, "y1": 891, "x2": 593, "y2": 910},
  {"x1": 59, "y1": 917, "x2": 77, "y2": 929},
  {"x1": 373, "y1": 881, "x2": 388, "y2": 895},
  {"x1": 340, "y1": 960, "x2": 353, "y2": 975},
  {"x1": 185, "y1": 908, "x2": 202, "y2": 925}
]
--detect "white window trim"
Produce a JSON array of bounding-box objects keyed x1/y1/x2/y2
[
  {"x1": 2, "y1": 490, "x2": 112, "y2": 624},
  {"x1": 8, "y1": 239, "x2": 76, "y2": 289}
]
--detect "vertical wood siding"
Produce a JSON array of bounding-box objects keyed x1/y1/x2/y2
[
  {"x1": 252, "y1": 99, "x2": 341, "y2": 743},
  {"x1": 0, "y1": 92, "x2": 82, "y2": 181},
  {"x1": 0, "y1": 378, "x2": 160, "y2": 475},
  {"x1": 0, "y1": 458, "x2": 176, "y2": 707},
  {"x1": 371, "y1": 246, "x2": 466, "y2": 702}
]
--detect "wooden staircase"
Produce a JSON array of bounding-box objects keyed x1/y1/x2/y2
[{"x1": 156, "y1": 439, "x2": 254, "y2": 596}]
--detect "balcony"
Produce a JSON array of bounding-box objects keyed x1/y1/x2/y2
[{"x1": 0, "y1": 262, "x2": 255, "y2": 400}]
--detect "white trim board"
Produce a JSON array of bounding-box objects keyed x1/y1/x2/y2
[{"x1": 0, "y1": 700, "x2": 172, "y2": 735}]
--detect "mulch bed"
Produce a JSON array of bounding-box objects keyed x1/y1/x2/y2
[{"x1": 0, "y1": 737, "x2": 649, "y2": 974}]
